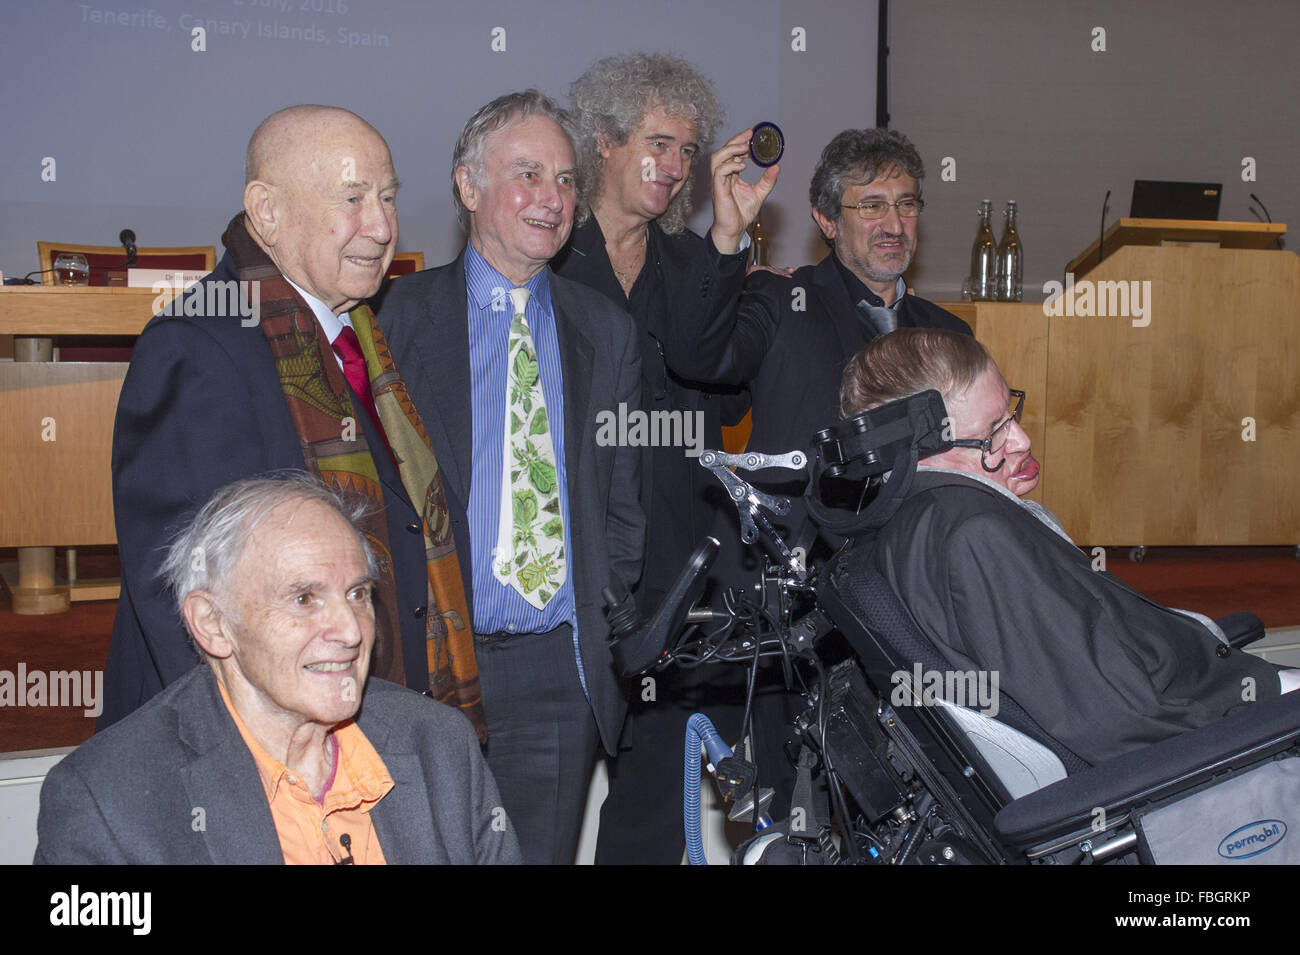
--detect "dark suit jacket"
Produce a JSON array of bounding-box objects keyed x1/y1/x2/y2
[
  {"x1": 374, "y1": 253, "x2": 645, "y2": 752},
  {"x1": 101, "y1": 252, "x2": 431, "y2": 729},
  {"x1": 553, "y1": 219, "x2": 746, "y2": 610},
  {"x1": 675, "y1": 253, "x2": 972, "y2": 584},
  {"x1": 35, "y1": 667, "x2": 520, "y2": 864},
  {"x1": 866, "y1": 469, "x2": 1283, "y2": 765}
]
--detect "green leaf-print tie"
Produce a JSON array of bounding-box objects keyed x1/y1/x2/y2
[{"x1": 492, "y1": 287, "x2": 566, "y2": 608}]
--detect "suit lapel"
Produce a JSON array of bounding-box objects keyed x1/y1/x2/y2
[
  {"x1": 812, "y1": 255, "x2": 871, "y2": 364},
  {"x1": 550, "y1": 273, "x2": 596, "y2": 482},
  {"x1": 360, "y1": 703, "x2": 446, "y2": 864},
  {"x1": 176, "y1": 669, "x2": 284, "y2": 864},
  {"x1": 174, "y1": 670, "x2": 446, "y2": 865},
  {"x1": 411, "y1": 254, "x2": 474, "y2": 506},
  {"x1": 370, "y1": 753, "x2": 446, "y2": 863},
  {"x1": 350, "y1": 386, "x2": 413, "y2": 509}
]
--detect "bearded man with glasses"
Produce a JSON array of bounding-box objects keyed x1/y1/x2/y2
[
  {"x1": 838, "y1": 328, "x2": 1296, "y2": 765},
  {"x1": 675, "y1": 127, "x2": 972, "y2": 541},
  {"x1": 670, "y1": 128, "x2": 973, "y2": 817},
  {"x1": 677, "y1": 127, "x2": 974, "y2": 555}
]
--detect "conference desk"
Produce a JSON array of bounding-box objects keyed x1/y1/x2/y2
[
  {"x1": 945, "y1": 240, "x2": 1300, "y2": 552},
  {"x1": 0, "y1": 287, "x2": 166, "y2": 612},
  {"x1": 3, "y1": 244, "x2": 1300, "y2": 614}
]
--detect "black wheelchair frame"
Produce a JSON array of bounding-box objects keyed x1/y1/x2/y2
[{"x1": 606, "y1": 393, "x2": 1300, "y2": 865}]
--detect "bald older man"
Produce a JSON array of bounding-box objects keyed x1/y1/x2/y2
[{"x1": 102, "y1": 106, "x2": 481, "y2": 736}]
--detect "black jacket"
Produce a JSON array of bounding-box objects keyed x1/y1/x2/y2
[
  {"x1": 553, "y1": 219, "x2": 747, "y2": 609},
  {"x1": 866, "y1": 469, "x2": 1282, "y2": 765},
  {"x1": 678, "y1": 252, "x2": 972, "y2": 585}
]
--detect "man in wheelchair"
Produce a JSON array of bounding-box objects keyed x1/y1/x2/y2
[
  {"x1": 726, "y1": 326, "x2": 1298, "y2": 865},
  {"x1": 836, "y1": 328, "x2": 1298, "y2": 767},
  {"x1": 637, "y1": 327, "x2": 1299, "y2": 863}
]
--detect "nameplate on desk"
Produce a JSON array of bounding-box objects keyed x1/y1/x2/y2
[{"x1": 125, "y1": 269, "x2": 208, "y2": 289}]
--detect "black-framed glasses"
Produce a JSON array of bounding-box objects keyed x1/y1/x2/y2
[
  {"x1": 948, "y1": 389, "x2": 1025, "y2": 472},
  {"x1": 841, "y1": 197, "x2": 925, "y2": 220}
]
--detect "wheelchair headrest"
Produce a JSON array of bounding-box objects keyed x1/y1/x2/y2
[{"x1": 806, "y1": 390, "x2": 952, "y2": 536}]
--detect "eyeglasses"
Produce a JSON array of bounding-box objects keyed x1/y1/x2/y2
[
  {"x1": 841, "y1": 197, "x2": 925, "y2": 220},
  {"x1": 948, "y1": 389, "x2": 1025, "y2": 472}
]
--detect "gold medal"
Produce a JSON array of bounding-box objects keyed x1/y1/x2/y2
[{"x1": 749, "y1": 122, "x2": 784, "y2": 167}]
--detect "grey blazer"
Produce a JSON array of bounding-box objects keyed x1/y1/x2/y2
[
  {"x1": 374, "y1": 254, "x2": 645, "y2": 752},
  {"x1": 35, "y1": 666, "x2": 521, "y2": 864}
]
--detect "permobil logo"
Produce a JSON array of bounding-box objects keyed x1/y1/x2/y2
[{"x1": 1217, "y1": 820, "x2": 1287, "y2": 860}]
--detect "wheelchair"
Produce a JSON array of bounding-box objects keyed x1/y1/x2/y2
[{"x1": 606, "y1": 390, "x2": 1300, "y2": 865}]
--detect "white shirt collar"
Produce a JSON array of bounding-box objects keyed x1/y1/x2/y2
[{"x1": 284, "y1": 277, "x2": 349, "y2": 369}]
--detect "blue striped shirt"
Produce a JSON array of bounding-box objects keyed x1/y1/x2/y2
[{"x1": 464, "y1": 244, "x2": 577, "y2": 639}]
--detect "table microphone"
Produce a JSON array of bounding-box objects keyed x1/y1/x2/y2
[
  {"x1": 1250, "y1": 194, "x2": 1285, "y2": 249},
  {"x1": 119, "y1": 229, "x2": 137, "y2": 267},
  {"x1": 1098, "y1": 190, "x2": 1111, "y2": 265}
]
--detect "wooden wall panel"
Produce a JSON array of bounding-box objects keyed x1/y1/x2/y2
[
  {"x1": 1042, "y1": 247, "x2": 1300, "y2": 546},
  {"x1": 0, "y1": 363, "x2": 125, "y2": 546}
]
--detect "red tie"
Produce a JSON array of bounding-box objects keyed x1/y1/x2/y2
[{"x1": 332, "y1": 325, "x2": 395, "y2": 462}]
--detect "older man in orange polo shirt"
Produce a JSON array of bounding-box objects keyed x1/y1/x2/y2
[{"x1": 35, "y1": 473, "x2": 519, "y2": 865}]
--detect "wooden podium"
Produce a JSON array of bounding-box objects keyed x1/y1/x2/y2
[
  {"x1": 945, "y1": 220, "x2": 1299, "y2": 550},
  {"x1": 1066, "y1": 218, "x2": 1286, "y2": 277},
  {"x1": 0, "y1": 287, "x2": 166, "y2": 612}
]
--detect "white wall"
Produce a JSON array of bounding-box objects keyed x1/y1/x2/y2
[
  {"x1": 0, "y1": 748, "x2": 70, "y2": 865},
  {"x1": 0, "y1": 0, "x2": 878, "y2": 277}
]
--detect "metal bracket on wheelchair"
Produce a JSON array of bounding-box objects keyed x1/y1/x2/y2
[
  {"x1": 699, "y1": 449, "x2": 808, "y2": 582},
  {"x1": 701, "y1": 449, "x2": 808, "y2": 475}
]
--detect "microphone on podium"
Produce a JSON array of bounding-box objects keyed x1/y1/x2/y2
[{"x1": 119, "y1": 229, "x2": 138, "y2": 267}]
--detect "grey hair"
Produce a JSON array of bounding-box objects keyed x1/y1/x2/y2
[
  {"x1": 810, "y1": 128, "x2": 925, "y2": 244},
  {"x1": 159, "y1": 471, "x2": 378, "y2": 635},
  {"x1": 450, "y1": 89, "x2": 577, "y2": 231},
  {"x1": 840, "y1": 328, "x2": 992, "y2": 418},
  {"x1": 569, "y1": 52, "x2": 724, "y2": 234}
]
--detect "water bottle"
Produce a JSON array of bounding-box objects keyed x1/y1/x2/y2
[
  {"x1": 969, "y1": 200, "x2": 998, "y2": 301},
  {"x1": 997, "y1": 200, "x2": 1023, "y2": 302}
]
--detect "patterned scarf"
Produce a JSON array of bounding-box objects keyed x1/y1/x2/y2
[{"x1": 221, "y1": 215, "x2": 484, "y2": 741}]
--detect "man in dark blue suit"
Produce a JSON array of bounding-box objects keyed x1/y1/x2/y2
[
  {"x1": 377, "y1": 91, "x2": 644, "y2": 864},
  {"x1": 101, "y1": 106, "x2": 474, "y2": 733}
]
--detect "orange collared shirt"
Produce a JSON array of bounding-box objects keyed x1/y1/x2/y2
[{"x1": 217, "y1": 680, "x2": 393, "y2": 865}]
